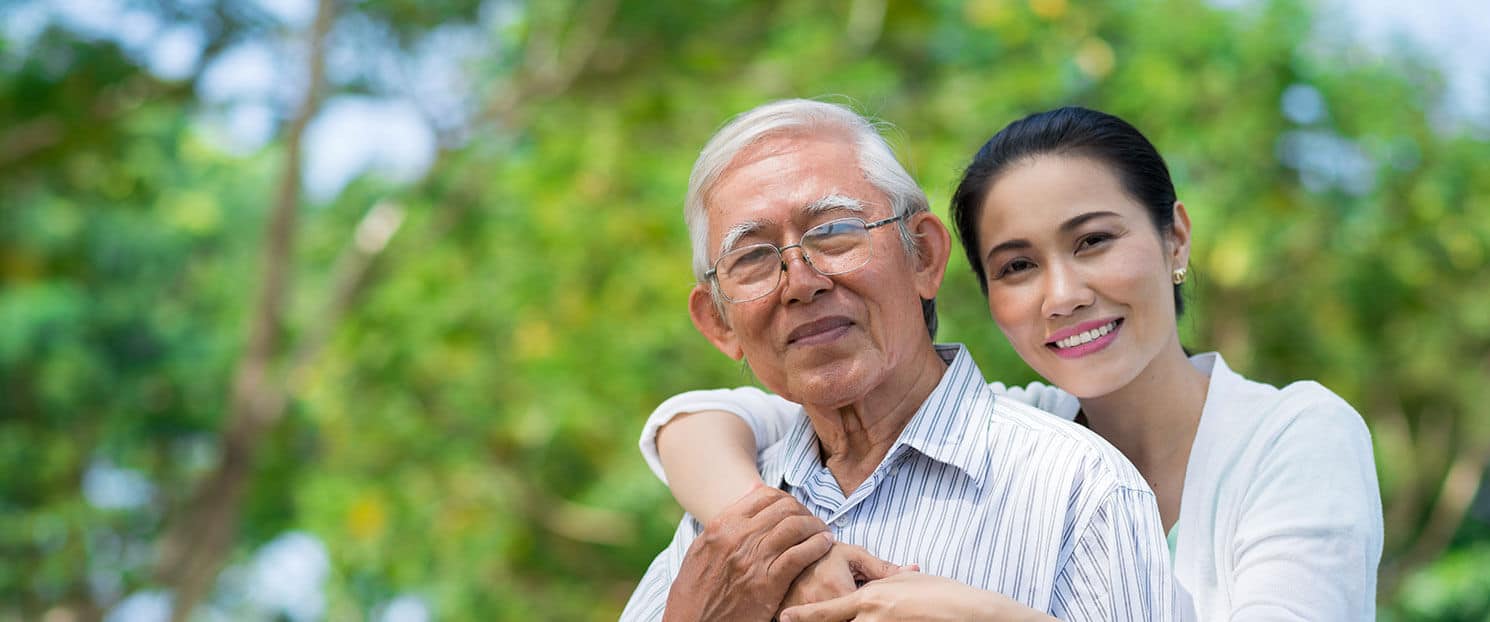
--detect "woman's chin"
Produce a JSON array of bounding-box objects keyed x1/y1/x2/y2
[{"x1": 1039, "y1": 369, "x2": 1125, "y2": 402}]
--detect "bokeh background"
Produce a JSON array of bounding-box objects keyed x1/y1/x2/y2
[{"x1": 3, "y1": 0, "x2": 1489, "y2": 619}]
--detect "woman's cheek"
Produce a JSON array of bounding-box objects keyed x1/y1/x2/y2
[{"x1": 989, "y1": 292, "x2": 1038, "y2": 353}]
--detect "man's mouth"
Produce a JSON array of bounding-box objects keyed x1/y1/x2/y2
[{"x1": 787, "y1": 316, "x2": 854, "y2": 346}]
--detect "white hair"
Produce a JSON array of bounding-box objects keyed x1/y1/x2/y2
[{"x1": 683, "y1": 99, "x2": 937, "y2": 336}]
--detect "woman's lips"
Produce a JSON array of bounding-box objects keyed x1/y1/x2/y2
[
  {"x1": 1046, "y1": 318, "x2": 1122, "y2": 359},
  {"x1": 787, "y1": 316, "x2": 854, "y2": 346}
]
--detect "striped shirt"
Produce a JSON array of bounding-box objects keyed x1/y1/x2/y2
[{"x1": 621, "y1": 344, "x2": 1181, "y2": 621}]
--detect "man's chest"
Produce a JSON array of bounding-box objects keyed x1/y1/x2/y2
[{"x1": 785, "y1": 461, "x2": 1073, "y2": 601}]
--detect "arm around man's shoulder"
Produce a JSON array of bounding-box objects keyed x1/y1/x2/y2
[
  {"x1": 639, "y1": 387, "x2": 802, "y2": 483},
  {"x1": 989, "y1": 379, "x2": 1082, "y2": 420}
]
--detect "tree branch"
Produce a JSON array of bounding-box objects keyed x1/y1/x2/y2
[
  {"x1": 482, "y1": 0, "x2": 619, "y2": 129},
  {"x1": 156, "y1": 0, "x2": 338, "y2": 617},
  {"x1": 1380, "y1": 437, "x2": 1489, "y2": 598}
]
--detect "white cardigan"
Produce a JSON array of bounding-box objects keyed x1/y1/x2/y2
[{"x1": 638, "y1": 351, "x2": 1383, "y2": 621}]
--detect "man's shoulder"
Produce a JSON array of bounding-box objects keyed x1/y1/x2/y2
[{"x1": 987, "y1": 395, "x2": 1151, "y2": 494}]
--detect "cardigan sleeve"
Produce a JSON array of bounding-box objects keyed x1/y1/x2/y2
[
  {"x1": 637, "y1": 387, "x2": 802, "y2": 484},
  {"x1": 638, "y1": 380, "x2": 1080, "y2": 483},
  {"x1": 989, "y1": 379, "x2": 1082, "y2": 420},
  {"x1": 638, "y1": 379, "x2": 1083, "y2": 484},
  {"x1": 1225, "y1": 382, "x2": 1383, "y2": 621}
]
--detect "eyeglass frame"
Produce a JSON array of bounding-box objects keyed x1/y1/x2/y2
[{"x1": 704, "y1": 213, "x2": 907, "y2": 303}]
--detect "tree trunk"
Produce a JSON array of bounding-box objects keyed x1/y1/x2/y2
[{"x1": 155, "y1": 0, "x2": 336, "y2": 617}]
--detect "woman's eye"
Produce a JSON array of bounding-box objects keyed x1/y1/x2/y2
[
  {"x1": 1076, "y1": 233, "x2": 1113, "y2": 251},
  {"x1": 994, "y1": 258, "x2": 1035, "y2": 279}
]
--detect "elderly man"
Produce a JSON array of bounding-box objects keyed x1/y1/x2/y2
[{"x1": 621, "y1": 100, "x2": 1179, "y2": 621}]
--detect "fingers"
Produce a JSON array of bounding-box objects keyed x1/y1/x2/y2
[
  {"x1": 837, "y1": 544, "x2": 901, "y2": 583},
  {"x1": 779, "y1": 543, "x2": 860, "y2": 612},
  {"x1": 719, "y1": 483, "x2": 789, "y2": 519},
  {"x1": 747, "y1": 490, "x2": 819, "y2": 528},
  {"x1": 779, "y1": 591, "x2": 859, "y2": 622},
  {"x1": 703, "y1": 487, "x2": 798, "y2": 541},
  {"x1": 766, "y1": 529, "x2": 834, "y2": 581},
  {"x1": 749, "y1": 495, "x2": 825, "y2": 534},
  {"x1": 743, "y1": 495, "x2": 826, "y2": 554},
  {"x1": 756, "y1": 513, "x2": 830, "y2": 567}
]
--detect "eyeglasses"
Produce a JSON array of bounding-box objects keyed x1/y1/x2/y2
[{"x1": 705, "y1": 214, "x2": 905, "y2": 303}]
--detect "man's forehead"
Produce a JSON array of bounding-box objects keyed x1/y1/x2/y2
[
  {"x1": 703, "y1": 131, "x2": 879, "y2": 236},
  {"x1": 709, "y1": 191, "x2": 868, "y2": 221},
  {"x1": 712, "y1": 193, "x2": 869, "y2": 249}
]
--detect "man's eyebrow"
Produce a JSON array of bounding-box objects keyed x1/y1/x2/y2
[
  {"x1": 719, "y1": 218, "x2": 771, "y2": 255},
  {"x1": 804, "y1": 194, "x2": 866, "y2": 216},
  {"x1": 717, "y1": 195, "x2": 866, "y2": 255}
]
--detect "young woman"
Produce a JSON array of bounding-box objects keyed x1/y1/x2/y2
[{"x1": 640, "y1": 107, "x2": 1382, "y2": 620}]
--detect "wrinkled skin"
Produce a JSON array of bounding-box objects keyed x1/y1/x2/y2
[
  {"x1": 779, "y1": 542, "x2": 906, "y2": 615},
  {"x1": 662, "y1": 484, "x2": 834, "y2": 622}
]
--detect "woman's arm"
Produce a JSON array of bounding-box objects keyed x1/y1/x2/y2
[
  {"x1": 639, "y1": 387, "x2": 803, "y2": 521},
  {"x1": 779, "y1": 571, "x2": 1057, "y2": 622},
  {"x1": 1225, "y1": 388, "x2": 1383, "y2": 620},
  {"x1": 656, "y1": 410, "x2": 769, "y2": 521},
  {"x1": 989, "y1": 380, "x2": 1081, "y2": 420},
  {"x1": 642, "y1": 381, "x2": 1077, "y2": 520}
]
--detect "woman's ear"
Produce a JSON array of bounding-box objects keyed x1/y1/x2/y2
[
  {"x1": 907, "y1": 212, "x2": 952, "y2": 301},
  {"x1": 689, "y1": 284, "x2": 744, "y2": 360},
  {"x1": 1168, "y1": 201, "x2": 1193, "y2": 270}
]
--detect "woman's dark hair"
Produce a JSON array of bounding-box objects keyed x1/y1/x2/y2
[{"x1": 950, "y1": 106, "x2": 1185, "y2": 316}]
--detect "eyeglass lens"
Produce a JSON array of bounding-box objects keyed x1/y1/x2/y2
[{"x1": 715, "y1": 218, "x2": 874, "y2": 301}]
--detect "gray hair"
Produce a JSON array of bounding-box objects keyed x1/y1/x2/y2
[{"x1": 684, "y1": 99, "x2": 938, "y2": 337}]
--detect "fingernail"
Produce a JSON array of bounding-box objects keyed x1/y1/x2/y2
[{"x1": 822, "y1": 531, "x2": 835, "y2": 543}]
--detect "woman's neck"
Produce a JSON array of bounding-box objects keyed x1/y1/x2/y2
[{"x1": 1078, "y1": 338, "x2": 1209, "y2": 527}]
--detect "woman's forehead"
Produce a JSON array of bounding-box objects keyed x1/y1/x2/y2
[{"x1": 985, "y1": 158, "x2": 1136, "y2": 217}]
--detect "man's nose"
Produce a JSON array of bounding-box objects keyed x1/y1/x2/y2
[
  {"x1": 1040, "y1": 260, "x2": 1094, "y2": 318},
  {"x1": 778, "y1": 247, "x2": 832, "y2": 305}
]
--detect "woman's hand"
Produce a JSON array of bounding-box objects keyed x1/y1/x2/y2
[
  {"x1": 778, "y1": 543, "x2": 907, "y2": 615},
  {"x1": 778, "y1": 571, "x2": 1054, "y2": 622}
]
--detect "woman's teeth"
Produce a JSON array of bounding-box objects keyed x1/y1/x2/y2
[{"x1": 1055, "y1": 321, "x2": 1117, "y2": 349}]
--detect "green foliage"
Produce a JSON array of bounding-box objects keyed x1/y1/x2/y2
[{"x1": 3, "y1": 0, "x2": 1488, "y2": 619}]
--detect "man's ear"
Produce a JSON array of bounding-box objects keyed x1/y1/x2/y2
[
  {"x1": 689, "y1": 284, "x2": 744, "y2": 360},
  {"x1": 907, "y1": 212, "x2": 952, "y2": 301},
  {"x1": 1168, "y1": 201, "x2": 1193, "y2": 270}
]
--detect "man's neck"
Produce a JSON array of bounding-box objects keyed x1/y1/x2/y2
[{"x1": 801, "y1": 345, "x2": 949, "y2": 495}]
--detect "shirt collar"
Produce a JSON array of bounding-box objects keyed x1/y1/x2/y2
[{"x1": 762, "y1": 344, "x2": 996, "y2": 490}]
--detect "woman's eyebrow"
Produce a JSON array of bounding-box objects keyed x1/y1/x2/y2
[
  {"x1": 1060, "y1": 210, "x2": 1121, "y2": 233},
  {"x1": 985, "y1": 238, "x2": 1031, "y2": 263},
  {"x1": 984, "y1": 211, "x2": 1123, "y2": 262}
]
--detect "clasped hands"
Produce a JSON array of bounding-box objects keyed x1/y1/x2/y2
[{"x1": 662, "y1": 484, "x2": 1017, "y2": 622}]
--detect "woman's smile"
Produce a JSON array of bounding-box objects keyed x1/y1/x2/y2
[
  {"x1": 976, "y1": 155, "x2": 1184, "y2": 399},
  {"x1": 1047, "y1": 318, "x2": 1123, "y2": 358}
]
